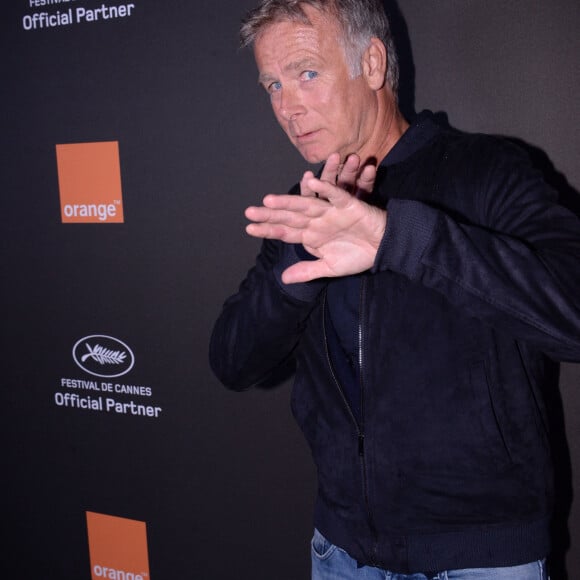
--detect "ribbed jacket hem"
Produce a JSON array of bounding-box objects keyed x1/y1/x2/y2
[{"x1": 315, "y1": 501, "x2": 550, "y2": 573}]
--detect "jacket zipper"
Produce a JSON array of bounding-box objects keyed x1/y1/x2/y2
[
  {"x1": 322, "y1": 289, "x2": 360, "y2": 428},
  {"x1": 322, "y1": 280, "x2": 379, "y2": 566},
  {"x1": 357, "y1": 277, "x2": 379, "y2": 565}
]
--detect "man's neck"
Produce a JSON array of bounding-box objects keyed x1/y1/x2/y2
[{"x1": 359, "y1": 95, "x2": 409, "y2": 166}]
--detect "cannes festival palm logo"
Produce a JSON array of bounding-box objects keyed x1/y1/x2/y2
[
  {"x1": 73, "y1": 335, "x2": 135, "y2": 378},
  {"x1": 82, "y1": 343, "x2": 127, "y2": 366}
]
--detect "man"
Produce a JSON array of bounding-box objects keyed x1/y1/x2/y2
[{"x1": 210, "y1": 0, "x2": 580, "y2": 577}]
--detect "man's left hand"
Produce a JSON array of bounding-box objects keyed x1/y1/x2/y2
[{"x1": 245, "y1": 153, "x2": 387, "y2": 284}]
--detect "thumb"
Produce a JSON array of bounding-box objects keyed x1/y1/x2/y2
[{"x1": 282, "y1": 260, "x2": 329, "y2": 284}]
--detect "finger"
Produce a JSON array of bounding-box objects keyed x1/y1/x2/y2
[
  {"x1": 245, "y1": 205, "x2": 312, "y2": 228},
  {"x1": 304, "y1": 177, "x2": 354, "y2": 209},
  {"x1": 355, "y1": 164, "x2": 377, "y2": 197},
  {"x1": 318, "y1": 152, "x2": 342, "y2": 184},
  {"x1": 259, "y1": 194, "x2": 328, "y2": 214},
  {"x1": 336, "y1": 154, "x2": 361, "y2": 191},
  {"x1": 246, "y1": 222, "x2": 304, "y2": 243},
  {"x1": 300, "y1": 170, "x2": 318, "y2": 197}
]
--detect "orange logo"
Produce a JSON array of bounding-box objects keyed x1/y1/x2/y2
[
  {"x1": 86, "y1": 511, "x2": 151, "y2": 580},
  {"x1": 56, "y1": 141, "x2": 124, "y2": 223}
]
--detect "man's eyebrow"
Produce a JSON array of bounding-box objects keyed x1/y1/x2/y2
[
  {"x1": 283, "y1": 58, "x2": 319, "y2": 73},
  {"x1": 258, "y1": 72, "x2": 276, "y2": 85},
  {"x1": 258, "y1": 58, "x2": 320, "y2": 85}
]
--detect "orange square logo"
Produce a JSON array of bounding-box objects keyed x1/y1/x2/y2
[
  {"x1": 56, "y1": 141, "x2": 125, "y2": 223},
  {"x1": 86, "y1": 511, "x2": 151, "y2": 580}
]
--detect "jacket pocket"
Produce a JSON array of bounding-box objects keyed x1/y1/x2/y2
[{"x1": 470, "y1": 361, "x2": 513, "y2": 467}]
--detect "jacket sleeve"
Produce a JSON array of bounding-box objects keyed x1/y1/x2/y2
[
  {"x1": 209, "y1": 238, "x2": 325, "y2": 390},
  {"x1": 374, "y1": 138, "x2": 580, "y2": 362}
]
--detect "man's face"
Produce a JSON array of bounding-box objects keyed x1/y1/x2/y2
[{"x1": 254, "y1": 7, "x2": 378, "y2": 164}]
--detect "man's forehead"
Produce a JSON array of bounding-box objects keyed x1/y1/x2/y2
[
  {"x1": 255, "y1": 16, "x2": 315, "y2": 49},
  {"x1": 254, "y1": 11, "x2": 341, "y2": 70}
]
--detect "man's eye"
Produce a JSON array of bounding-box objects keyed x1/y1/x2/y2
[
  {"x1": 268, "y1": 81, "x2": 282, "y2": 93},
  {"x1": 301, "y1": 70, "x2": 318, "y2": 81}
]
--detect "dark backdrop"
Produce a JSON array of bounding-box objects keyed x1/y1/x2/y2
[{"x1": 2, "y1": 1, "x2": 579, "y2": 578}]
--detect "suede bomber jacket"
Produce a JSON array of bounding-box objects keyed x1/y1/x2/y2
[{"x1": 209, "y1": 111, "x2": 580, "y2": 573}]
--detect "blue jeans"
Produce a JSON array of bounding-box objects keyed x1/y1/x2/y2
[{"x1": 311, "y1": 529, "x2": 549, "y2": 580}]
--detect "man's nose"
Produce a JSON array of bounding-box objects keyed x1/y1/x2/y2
[{"x1": 277, "y1": 87, "x2": 305, "y2": 121}]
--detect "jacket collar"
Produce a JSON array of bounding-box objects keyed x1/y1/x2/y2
[{"x1": 381, "y1": 110, "x2": 443, "y2": 167}]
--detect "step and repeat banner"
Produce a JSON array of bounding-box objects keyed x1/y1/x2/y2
[{"x1": 3, "y1": 1, "x2": 579, "y2": 578}]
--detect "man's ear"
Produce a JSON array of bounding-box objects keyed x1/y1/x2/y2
[{"x1": 362, "y1": 38, "x2": 387, "y2": 91}]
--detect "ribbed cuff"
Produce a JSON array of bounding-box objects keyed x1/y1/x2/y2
[
  {"x1": 373, "y1": 199, "x2": 438, "y2": 280},
  {"x1": 273, "y1": 243, "x2": 326, "y2": 301}
]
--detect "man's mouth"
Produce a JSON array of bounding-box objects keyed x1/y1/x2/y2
[{"x1": 294, "y1": 130, "x2": 318, "y2": 142}]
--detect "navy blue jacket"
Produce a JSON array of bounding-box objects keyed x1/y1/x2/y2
[{"x1": 209, "y1": 112, "x2": 580, "y2": 572}]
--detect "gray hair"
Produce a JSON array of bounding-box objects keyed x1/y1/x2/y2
[{"x1": 240, "y1": 0, "x2": 399, "y2": 95}]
